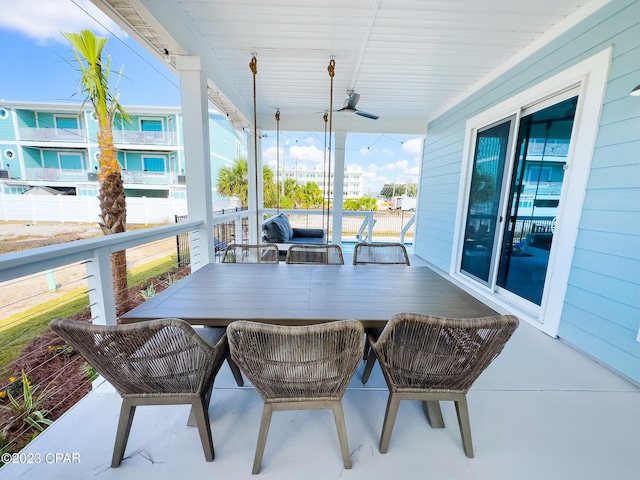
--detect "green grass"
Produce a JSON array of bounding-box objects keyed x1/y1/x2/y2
[
  {"x1": 0, "y1": 291, "x2": 89, "y2": 378},
  {"x1": 0, "y1": 254, "x2": 181, "y2": 379}
]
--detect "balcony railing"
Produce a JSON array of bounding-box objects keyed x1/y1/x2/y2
[
  {"x1": 24, "y1": 168, "x2": 89, "y2": 183},
  {"x1": 18, "y1": 127, "x2": 87, "y2": 143},
  {"x1": 112, "y1": 130, "x2": 178, "y2": 146}
]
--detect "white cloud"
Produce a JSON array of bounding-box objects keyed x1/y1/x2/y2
[
  {"x1": 359, "y1": 147, "x2": 372, "y2": 156},
  {"x1": 401, "y1": 137, "x2": 423, "y2": 156},
  {"x1": 380, "y1": 160, "x2": 409, "y2": 172},
  {"x1": 262, "y1": 145, "x2": 282, "y2": 164},
  {"x1": 289, "y1": 144, "x2": 324, "y2": 163},
  {"x1": 0, "y1": 0, "x2": 127, "y2": 44}
]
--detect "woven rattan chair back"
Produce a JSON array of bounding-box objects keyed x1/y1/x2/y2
[
  {"x1": 365, "y1": 313, "x2": 518, "y2": 458},
  {"x1": 222, "y1": 243, "x2": 279, "y2": 263},
  {"x1": 49, "y1": 317, "x2": 227, "y2": 467},
  {"x1": 227, "y1": 320, "x2": 364, "y2": 473},
  {"x1": 285, "y1": 244, "x2": 345, "y2": 265},
  {"x1": 353, "y1": 242, "x2": 410, "y2": 265}
]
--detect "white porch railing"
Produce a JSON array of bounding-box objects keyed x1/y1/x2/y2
[{"x1": 0, "y1": 221, "x2": 203, "y2": 326}]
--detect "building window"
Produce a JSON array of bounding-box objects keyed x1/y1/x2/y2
[
  {"x1": 140, "y1": 119, "x2": 163, "y2": 132},
  {"x1": 55, "y1": 116, "x2": 80, "y2": 139},
  {"x1": 143, "y1": 156, "x2": 166, "y2": 173},
  {"x1": 59, "y1": 153, "x2": 85, "y2": 170}
]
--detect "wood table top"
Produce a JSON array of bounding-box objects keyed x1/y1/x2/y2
[{"x1": 121, "y1": 263, "x2": 497, "y2": 327}]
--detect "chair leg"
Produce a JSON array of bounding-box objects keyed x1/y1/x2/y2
[
  {"x1": 188, "y1": 379, "x2": 215, "y2": 427},
  {"x1": 331, "y1": 402, "x2": 352, "y2": 469},
  {"x1": 191, "y1": 396, "x2": 215, "y2": 462},
  {"x1": 227, "y1": 353, "x2": 244, "y2": 387},
  {"x1": 379, "y1": 393, "x2": 401, "y2": 454},
  {"x1": 422, "y1": 400, "x2": 445, "y2": 428},
  {"x1": 112, "y1": 400, "x2": 136, "y2": 468},
  {"x1": 252, "y1": 404, "x2": 273, "y2": 474},
  {"x1": 361, "y1": 347, "x2": 377, "y2": 384},
  {"x1": 454, "y1": 396, "x2": 474, "y2": 458}
]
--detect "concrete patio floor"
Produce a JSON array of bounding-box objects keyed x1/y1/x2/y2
[{"x1": 1, "y1": 309, "x2": 638, "y2": 480}]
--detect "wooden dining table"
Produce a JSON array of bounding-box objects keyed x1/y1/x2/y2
[{"x1": 121, "y1": 263, "x2": 497, "y2": 327}]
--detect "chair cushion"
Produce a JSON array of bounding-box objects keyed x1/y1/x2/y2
[
  {"x1": 292, "y1": 228, "x2": 324, "y2": 239},
  {"x1": 263, "y1": 214, "x2": 293, "y2": 242}
]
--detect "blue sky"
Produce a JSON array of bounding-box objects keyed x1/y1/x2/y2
[{"x1": 0, "y1": 0, "x2": 422, "y2": 195}]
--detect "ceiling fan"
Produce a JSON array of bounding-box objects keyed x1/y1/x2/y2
[{"x1": 335, "y1": 91, "x2": 379, "y2": 120}]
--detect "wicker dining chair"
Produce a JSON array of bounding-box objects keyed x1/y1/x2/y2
[
  {"x1": 219, "y1": 242, "x2": 279, "y2": 384},
  {"x1": 352, "y1": 242, "x2": 410, "y2": 266},
  {"x1": 285, "y1": 244, "x2": 345, "y2": 265},
  {"x1": 49, "y1": 317, "x2": 227, "y2": 467},
  {"x1": 354, "y1": 242, "x2": 410, "y2": 364},
  {"x1": 227, "y1": 320, "x2": 364, "y2": 474},
  {"x1": 363, "y1": 313, "x2": 519, "y2": 457},
  {"x1": 222, "y1": 243, "x2": 279, "y2": 263}
]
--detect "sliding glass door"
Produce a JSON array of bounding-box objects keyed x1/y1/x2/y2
[
  {"x1": 460, "y1": 91, "x2": 578, "y2": 309},
  {"x1": 460, "y1": 118, "x2": 514, "y2": 285}
]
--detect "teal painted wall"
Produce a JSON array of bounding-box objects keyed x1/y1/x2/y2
[
  {"x1": 209, "y1": 113, "x2": 242, "y2": 200},
  {"x1": 16, "y1": 110, "x2": 36, "y2": 128},
  {"x1": 416, "y1": 0, "x2": 640, "y2": 382},
  {"x1": 0, "y1": 108, "x2": 16, "y2": 140},
  {"x1": 22, "y1": 147, "x2": 41, "y2": 169}
]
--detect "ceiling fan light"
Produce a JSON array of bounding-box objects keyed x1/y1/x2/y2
[{"x1": 630, "y1": 84, "x2": 640, "y2": 96}]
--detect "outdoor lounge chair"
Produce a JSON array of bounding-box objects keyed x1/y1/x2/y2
[
  {"x1": 227, "y1": 320, "x2": 364, "y2": 474},
  {"x1": 49, "y1": 317, "x2": 227, "y2": 467},
  {"x1": 363, "y1": 313, "x2": 519, "y2": 457}
]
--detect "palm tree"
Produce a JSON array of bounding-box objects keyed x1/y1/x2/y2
[
  {"x1": 64, "y1": 30, "x2": 130, "y2": 313},
  {"x1": 217, "y1": 158, "x2": 276, "y2": 207}
]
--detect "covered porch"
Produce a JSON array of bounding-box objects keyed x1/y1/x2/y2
[{"x1": 2, "y1": 299, "x2": 638, "y2": 479}]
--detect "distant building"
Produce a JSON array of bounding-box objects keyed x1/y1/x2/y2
[
  {"x1": 0, "y1": 101, "x2": 246, "y2": 201},
  {"x1": 277, "y1": 163, "x2": 365, "y2": 198}
]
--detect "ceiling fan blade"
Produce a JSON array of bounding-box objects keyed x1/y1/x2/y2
[
  {"x1": 345, "y1": 92, "x2": 360, "y2": 109},
  {"x1": 355, "y1": 110, "x2": 379, "y2": 120}
]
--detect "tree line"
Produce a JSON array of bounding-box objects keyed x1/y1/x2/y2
[{"x1": 217, "y1": 159, "x2": 380, "y2": 211}]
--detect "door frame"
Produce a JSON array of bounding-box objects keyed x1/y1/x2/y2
[{"x1": 451, "y1": 47, "x2": 611, "y2": 337}]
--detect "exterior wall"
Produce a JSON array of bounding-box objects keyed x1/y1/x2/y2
[
  {"x1": 415, "y1": 0, "x2": 640, "y2": 381},
  {"x1": 209, "y1": 113, "x2": 244, "y2": 201},
  {"x1": 0, "y1": 102, "x2": 244, "y2": 204}
]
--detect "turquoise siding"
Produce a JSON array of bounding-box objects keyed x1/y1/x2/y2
[
  {"x1": 0, "y1": 108, "x2": 16, "y2": 140},
  {"x1": 16, "y1": 110, "x2": 36, "y2": 128},
  {"x1": 209, "y1": 113, "x2": 242, "y2": 200},
  {"x1": 416, "y1": 0, "x2": 640, "y2": 382},
  {"x1": 22, "y1": 147, "x2": 41, "y2": 168}
]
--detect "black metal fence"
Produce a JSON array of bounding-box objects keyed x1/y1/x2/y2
[{"x1": 175, "y1": 207, "x2": 249, "y2": 266}]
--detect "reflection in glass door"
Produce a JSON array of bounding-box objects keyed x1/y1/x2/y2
[
  {"x1": 460, "y1": 119, "x2": 514, "y2": 285},
  {"x1": 497, "y1": 96, "x2": 578, "y2": 305}
]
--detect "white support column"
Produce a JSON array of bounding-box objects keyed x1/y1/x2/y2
[
  {"x1": 331, "y1": 131, "x2": 346, "y2": 245},
  {"x1": 85, "y1": 247, "x2": 117, "y2": 325},
  {"x1": 247, "y1": 128, "x2": 264, "y2": 243},
  {"x1": 176, "y1": 55, "x2": 214, "y2": 270}
]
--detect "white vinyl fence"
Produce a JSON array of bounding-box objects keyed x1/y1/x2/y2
[{"x1": 0, "y1": 192, "x2": 188, "y2": 225}]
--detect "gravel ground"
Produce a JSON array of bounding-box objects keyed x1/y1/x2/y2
[{"x1": 0, "y1": 222, "x2": 102, "y2": 241}]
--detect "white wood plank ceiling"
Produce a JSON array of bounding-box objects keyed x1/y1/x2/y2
[{"x1": 97, "y1": 0, "x2": 603, "y2": 134}]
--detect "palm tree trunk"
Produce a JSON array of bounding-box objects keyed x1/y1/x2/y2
[{"x1": 97, "y1": 132, "x2": 129, "y2": 315}]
